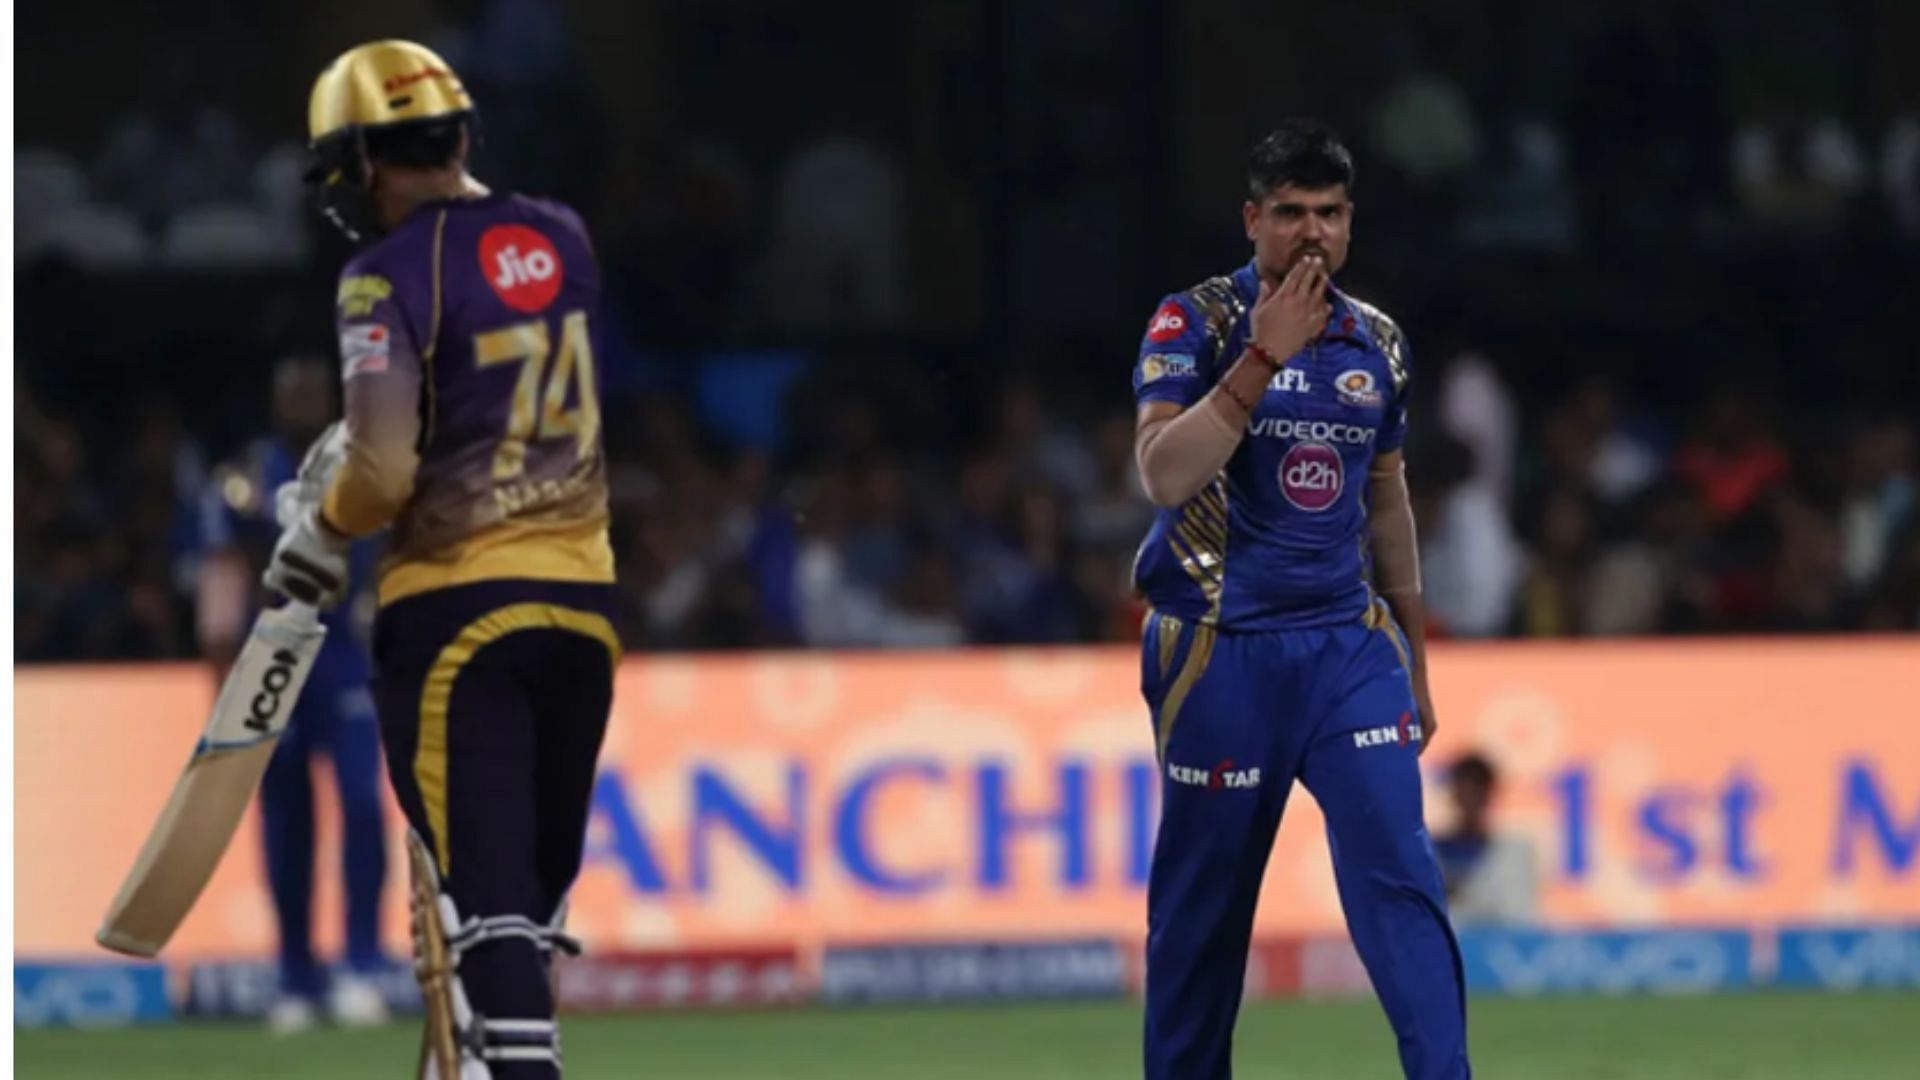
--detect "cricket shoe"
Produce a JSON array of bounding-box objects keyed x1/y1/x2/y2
[
  {"x1": 266, "y1": 995, "x2": 319, "y2": 1036},
  {"x1": 328, "y1": 974, "x2": 392, "y2": 1028}
]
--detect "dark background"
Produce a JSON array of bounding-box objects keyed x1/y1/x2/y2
[{"x1": 15, "y1": 0, "x2": 1920, "y2": 659}]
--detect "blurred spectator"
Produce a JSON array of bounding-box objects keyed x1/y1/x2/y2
[
  {"x1": 842, "y1": 456, "x2": 915, "y2": 594},
  {"x1": 119, "y1": 401, "x2": 213, "y2": 599},
  {"x1": 606, "y1": 140, "x2": 756, "y2": 350},
  {"x1": 92, "y1": 59, "x2": 251, "y2": 233},
  {"x1": 610, "y1": 396, "x2": 767, "y2": 649},
  {"x1": 1071, "y1": 415, "x2": 1155, "y2": 553},
  {"x1": 1584, "y1": 478, "x2": 1717, "y2": 636},
  {"x1": 1674, "y1": 386, "x2": 1789, "y2": 526},
  {"x1": 1516, "y1": 485, "x2": 1594, "y2": 637},
  {"x1": 1885, "y1": 116, "x2": 1920, "y2": 235},
  {"x1": 1416, "y1": 435, "x2": 1521, "y2": 638},
  {"x1": 1433, "y1": 753, "x2": 1539, "y2": 927},
  {"x1": 752, "y1": 135, "x2": 906, "y2": 335},
  {"x1": 1732, "y1": 116, "x2": 1869, "y2": 231},
  {"x1": 1437, "y1": 352, "x2": 1518, "y2": 504},
  {"x1": 429, "y1": 0, "x2": 606, "y2": 210},
  {"x1": 1763, "y1": 494, "x2": 1848, "y2": 632},
  {"x1": 15, "y1": 392, "x2": 191, "y2": 659},
  {"x1": 1531, "y1": 375, "x2": 1666, "y2": 513},
  {"x1": 991, "y1": 379, "x2": 1100, "y2": 500},
  {"x1": 1458, "y1": 121, "x2": 1576, "y2": 251},
  {"x1": 948, "y1": 454, "x2": 1030, "y2": 642},
  {"x1": 1371, "y1": 68, "x2": 1479, "y2": 187},
  {"x1": 793, "y1": 470, "x2": 965, "y2": 649},
  {"x1": 1839, "y1": 419, "x2": 1916, "y2": 589},
  {"x1": 1572, "y1": 376, "x2": 1666, "y2": 507},
  {"x1": 1861, "y1": 522, "x2": 1920, "y2": 630}
]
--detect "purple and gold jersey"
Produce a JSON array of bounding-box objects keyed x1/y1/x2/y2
[
  {"x1": 1131, "y1": 261, "x2": 1411, "y2": 631},
  {"x1": 323, "y1": 191, "x2": 615, "y2": 605}
]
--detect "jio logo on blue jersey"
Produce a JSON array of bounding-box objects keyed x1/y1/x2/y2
[{"x1": 1279, "y1": 441, "x2": 1343, "y2": 511}]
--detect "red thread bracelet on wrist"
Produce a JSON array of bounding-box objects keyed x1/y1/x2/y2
[
  {"x1": 1219, "y1": 379, "x2": 1258, "y2": 414},
  {"x1": 1246, "y1": 342, "x2": 1282, "y2": 370}
]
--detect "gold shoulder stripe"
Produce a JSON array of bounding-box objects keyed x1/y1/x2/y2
[
  {"x1": 419, "y1": 208, "x2": 448, "y2": 450},
  {"x1": 1183, "y1": 276, "x2": 1250, "y2": 361},
  {"x1": 1346, "y1": 295, "x2": 1409, "y2": 392},
  {"x1": 426, "y1": 209, "x2": 447, "y2": 359}
]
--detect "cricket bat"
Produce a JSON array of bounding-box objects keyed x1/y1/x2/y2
[{"x1": 96, "y1": 602, "x2": 327, "y2": 957}]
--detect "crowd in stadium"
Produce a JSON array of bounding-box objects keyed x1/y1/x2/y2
[
  {"x1": 16, "y1": 339, "x2": 1918, "y2": 660},
  {"x1": 15, "y1": 2, "x2": 1919, "y2": 660}
]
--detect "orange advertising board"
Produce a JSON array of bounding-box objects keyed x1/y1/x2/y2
[{"x1": 15, "y1": 640, "x2": 1920, "y2": 963}]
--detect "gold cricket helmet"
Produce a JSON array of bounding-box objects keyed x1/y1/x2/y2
[{"x1": 305, "y1": 40, "x2": 476, "y2": 241}]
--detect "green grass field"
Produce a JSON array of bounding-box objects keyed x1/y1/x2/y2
[{"x1": 16, "y1": 992, "x2": 1916, "y2": 1078}]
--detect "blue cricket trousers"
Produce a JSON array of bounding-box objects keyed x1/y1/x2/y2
[{"x1": 1141, "y1": 600, "x2": 1470, "y2": 1079}]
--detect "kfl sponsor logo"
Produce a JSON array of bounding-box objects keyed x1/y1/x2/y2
[
  {"x1": 1138, "y1": 353, "x2": 1196, "y2": 384},
  {"x1": 1146, "y1": 302, "x2": 1188, "y2": 343},
  {"x1": 1278, "y1": 441, "x2": 1343, "y2": 512},
  {"x1": 1167, "y1": 758, "x2": 1262, "y2": 790},
  {"x1": 480, "y1": 225, "x2": 564, "y2": 312},
  {"x1": 1268, "y1": 367, "x2": 1312, "y2": 394},
  {"x1": 1353, "y1": 712, "x2": 1421, "y2": 749}
]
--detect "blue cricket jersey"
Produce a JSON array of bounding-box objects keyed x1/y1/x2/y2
[{"x1": 1131, "y1": 261, "x2": 1412, "y2": 631}]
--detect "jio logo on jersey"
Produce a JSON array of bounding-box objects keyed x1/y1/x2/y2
[
  {"x1": 1279, "y1": 441, "x2": 1343, "y2": 512},
  {"x1": 479, "y1": 225, "x2": 564, "y2": 313},
  {"x1": 1146, "y1": 302, "x2": 1188, "y2": 343}
]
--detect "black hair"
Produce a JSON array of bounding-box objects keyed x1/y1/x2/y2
[
  {"x1": 363, "y1": 115, "x2": 469, "y2": 170},
  {"x1": 1451, "y1": 753, "x2": 1497, "y2": 790},
  {"x1": 1247, "y1": 119, "x2": 1355, "y2": 200}
]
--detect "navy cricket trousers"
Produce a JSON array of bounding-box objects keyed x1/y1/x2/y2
[
  {"x1": 1141, "y1": 600, "x2": 1469, "y2": 1079},
  {"x1": 374, "y1": 578, "x2": 620, "y2": 1078}
]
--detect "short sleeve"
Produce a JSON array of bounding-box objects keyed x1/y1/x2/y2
[
  {"x1": 334, "y1": 258, "x2": 425, "y2": 387},
  {"x1": 325, "y1": 252, "x2": 427, "y2": 536},
  {"x1": 1132, "y1": 295, "x2": 1212, "y2": 409},
  {"x1": 1377, "y1": 336, "x2": 1413, "y2": 453}
]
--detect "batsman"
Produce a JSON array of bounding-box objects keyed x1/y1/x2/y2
[
  {"x1": 267, "y1": 40, "x2": 621, "y2": 1078},
  {"x1": 1131, "y1": 120, "x2": 1470, "y2": 1078}
]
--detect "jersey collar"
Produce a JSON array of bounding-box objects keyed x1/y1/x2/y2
[
  {"x1": 1322, "y1": 288, "x2": 1371, "y2": 347},
  {"x1": 1235, "y1": 261, "x2": 1371, "y2": 348}
]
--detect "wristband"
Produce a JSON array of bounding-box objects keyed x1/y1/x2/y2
[
  {"x1": 1218, "y1": 379, "x2": 1259, "y2": 415},
  {"x1": 1246, "y1": 342, "x2": 1283, "y2": 370}
]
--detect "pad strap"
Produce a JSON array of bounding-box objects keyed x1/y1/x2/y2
[
  {"x1": 446, "y1": 912, "x2": 584, "y2": 958},
  {"x1": 479, "y1": 1017, "x2": 561, "y2": 1066}
]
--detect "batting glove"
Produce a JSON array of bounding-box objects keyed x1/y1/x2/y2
[{"x1": 263, "y1": 508, "x2": 351, "y2": 609}]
